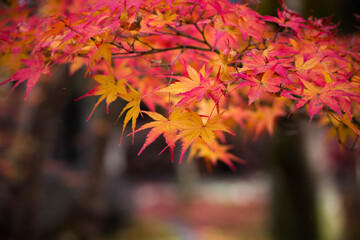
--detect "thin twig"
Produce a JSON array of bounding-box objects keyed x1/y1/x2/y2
[{"x1": 110, "y1": 45, "x2": 214, "y2": 59}]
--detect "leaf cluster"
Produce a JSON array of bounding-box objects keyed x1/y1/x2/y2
[{"x1": 1, "y1": 0, "x2": 360, "y2": 168}]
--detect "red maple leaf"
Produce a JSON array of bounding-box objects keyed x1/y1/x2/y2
[
  {"x1": 0, "y1": 54, "x2": 50, "y2": 99},
  {"x1": 238, "y1": 68, "x2": 283, "y2": 105},
  {"x1": 263, "y1": 8, "x2": 305, "y2": 36},
  {"x1": 293, "y1": 78, "x2": 357, "y2": 121}
]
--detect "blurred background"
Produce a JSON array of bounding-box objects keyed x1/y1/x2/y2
[{"x1": 1, "y1": 0, "x2": 360, "y2": 240}]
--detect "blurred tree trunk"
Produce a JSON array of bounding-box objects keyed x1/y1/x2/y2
[
  {"x1": 75, "y1": 117, "x2": 109, "y2": 240},
  {"x1": 336, "y1": 149, "x2": 360, "y2": 240},
  {"x1": 6, "y1": 65, "x2": 71, "y2": 240},
  {"x1": 269, "y1": 118, "x2": 319, "y2": 240}
]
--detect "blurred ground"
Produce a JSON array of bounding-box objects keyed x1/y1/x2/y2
[{"x1": 106, "y1": 177, "x2": 270, "y2": 240}]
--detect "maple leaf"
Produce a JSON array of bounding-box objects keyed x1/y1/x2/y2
[
  {"x1": 161, "y1": 64, "x2": 224, "y2": 109},
  {"x1": 209, "y1": 15, "x2": 240, "y2": 51},
  {"x1": 294, "y1": 53, "x2": 322, "y2": 70},
  {"x1": 76, "y1": 74, "x2": 126, "y2": 121},
  {"x1": 246, "y1": 99, "x2": 286, "y2": 139},
  {"x1": 189, "y1": 140, "x2": 244, "y2": 171},
  {"x1": 0, "y1": 54, "x2": 50, "y2": 99},
  {"x1": 148, "y1": 9, "x2": 178, "y2": 29},
  {"x1": 176, "y1": 111, "x2": 232, "y2": 163},
  {"x1": 120, "y1": 6, "x2": 142, "y2": 31},
  {"x1": 120, "y1": 4, "x2": 129, "y2": 29},
  {"x1": 293, "y1": 78, "x2": 354, "y2": 121},
  {"x1": 238, "y1": 68, "x2": 283, "y2": 105},
  {"x1": 326, "y1": 113, "x2": 360, "y2": 147},
  {"x1": 175, "y1": 74, "x2": 225, "y2": 109},
  {"x1": 333, "y1": 114, "x2": 360, "y2": 136},
  {"x1": 89, "y1": 42, "x2": 112, "y2": 68},
  {"x1": 211, "y1": 48, "x2": 236, "y2": 81},
  {"x1": 33, "y1": 17, "x2": 81, "y2": 53},
  {"x1": 262, "y1": 8, "x2": 305, "y2": 36},
  {"x1": 118, "y1": 84, "x2": 142, "y2": 143},
  {"x1": 88, "y1": 31, "x2": 113, "y2": 69},
  {"x1": 134, "y1": 108, "x2": 191, "y2": 161},
  {"x1": 162, "y1": 65, "x2": 206, "y2": 95},
  {"x1": 239, "y1": 50, "x2": 289, "y2": 79},
  {"x1": 33, "y1": 18, "x2": 68, "y2": 52}
]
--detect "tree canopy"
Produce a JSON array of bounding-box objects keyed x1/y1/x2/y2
[{"x1": 1, "y1": 0, "x2": 359, "y2": 169}]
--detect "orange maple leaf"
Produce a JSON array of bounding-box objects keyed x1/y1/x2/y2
[
  {"x1": 246, "y1": 99, "x2": 286, "y2": 139},
  {"x1": 162, "y1": 65, "x2": 206, "y2": 95}
]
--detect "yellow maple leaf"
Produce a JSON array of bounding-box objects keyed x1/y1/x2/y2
[
  {"x1": 325, "y1": 113, "x2": 360, "y2": 150},
  {"x1": 160, "y1": 64, "x2": 206, "y2": 94},
  {"x1": 134, "y1": 107, "x2": 191, "y2": 161},
  {"x1": 295, "y1": 53, "x2": 322, "y2": 70},
  {"x1": 76, "y1": 74, "x2": 126, "y2": 121},
  {"x1": 118, "y1": 84, "x2": 142, "y2": 143},
  {"x1": 211, "y1": 49, "x2": 236, "y2": 81},
  {"x1": 189, "y1": 139, "x2": 244, "y2": 171},
  {"x1": 89, "y1": 30, "x2": 113, "y2": 69},
  {"x1": 245, "y1": 98, "x2": 286, "y2": 139},
  {"x1": 90, "y1": 43, "x2": 112, "y2": 68},
  {"x1": 328, "y1": 113, "x2": 360, "y2": 136},
  {"x1": 176, "y1": 111, "x2": 231, "y2": 163},
  {"x1": 148, "y1": 9, "x2": 178, "y2": 29}
]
